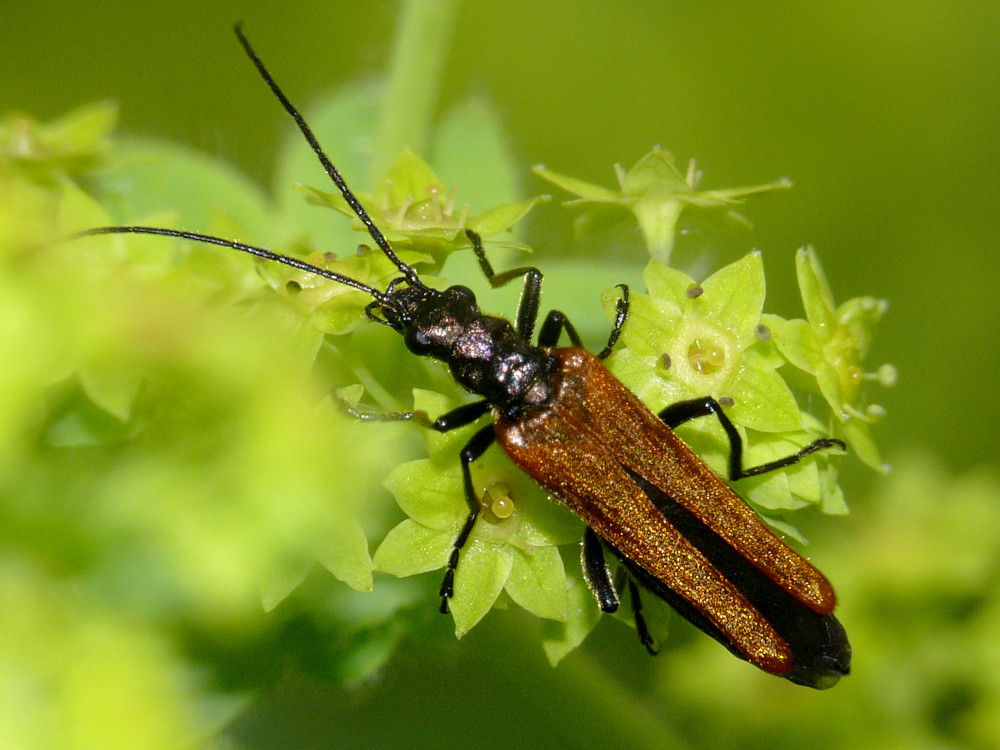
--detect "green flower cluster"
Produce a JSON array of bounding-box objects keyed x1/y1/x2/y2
[
  {"x1": 346, "y1": 147, "x2": 893, "y2": 657},
  {"x1": 257, "y1": 150, "x2": 543, "y2": 336},
  {"x1": 2, "y1": 103, "x2": 892, "y2": 707},
  {"x1": 535, "y1": 146, "x2": 791, "y2": 264}
]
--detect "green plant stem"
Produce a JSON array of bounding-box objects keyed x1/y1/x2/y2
[{"x1": 371, "y1": 0, "x2": 459, "y2": 182}]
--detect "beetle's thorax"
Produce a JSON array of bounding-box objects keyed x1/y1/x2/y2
[{"x1": 381, "y1": 284, "x2": 557, "y2": 421}]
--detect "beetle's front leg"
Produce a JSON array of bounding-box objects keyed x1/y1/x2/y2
[
  {"x1": 340, "y1": 397, "x2": 491, "y2": 430},
  {"x1": 437, "y1": 424, "x2": 497, "y2": 612},
  {"x1": 536, "y1": 285, "x2": 629, "y2": 359},
  {"x1": 341, "y1": 396, "x2": 496, "y2": 612}
]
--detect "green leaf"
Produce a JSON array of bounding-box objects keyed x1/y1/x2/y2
[
  {"x1": 765, "y1": 314, "x2": 816, "y2": 375},
  {"x1": 379, "y1": 149, "x2": 441, "y2": 206},
  {"x1": 259, "y1": 560, "x2": 312, "y2": 612},
  {"x1": 0, "y1": 101, "x2": 117, "y2": 173},
  {"x1": 757, "y1": 515, "x2": 808, "y2": 545},
  {"x1": 411, "y1": 389, "x2": 484, "y2": 459},
  {"x1": 511, "y1": 487, "x2": 583, "y2": 548},
  {"x1": 728, "y1": 351, "x2": 803, "y2": 432},
  {"x1": 467, "y1": 196, "x2": 547, "y2": 238},
  {"x1": 41, "y1": 101, "x2": 118, "y2": 155},
  {"x1": 431, "y1": 95, "x2": 521, "y2": 210},
  {"x1": 617, "y1": 290, "x2": 683, "y2": 360},
  {"x1": 843, "y1": 416, "x2": 888, "y2": 473},
  {"x1": 531, "y1": 164, "x2": 620, "y2": 201},
  {"x1": 316, "y1": 516, "x2": 374, "y2": 592},
  {"x1": 643, "y1": 258, "x2": 696, "y2": 310},
  {"x1": 796, "y1": 247, "x2": 838, "y2": 331},
  {"x1": 621, "y1": 147, "x2": 689, "y2": 195},
  {"x1": 91, "y1": 138, "x2": 273, "y2": 243}
]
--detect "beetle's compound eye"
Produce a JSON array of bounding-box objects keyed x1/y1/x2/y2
[
  {"x1": 404, "y1": 326, "x2": 433, "y2": 355},
  {"x1": 444, "y1": 285, "x2": 478, "y2": 312}
]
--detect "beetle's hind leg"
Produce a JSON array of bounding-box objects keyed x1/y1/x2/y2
[
  {"x1": 581, "y1": 526, "x2": 620, "y2": 613},
  {"x1": 657, "y1": 397, "x2": 845, "y2": 481},
  {"x1": 581, "y1": 527, "x2": 658, "y2": 655},
  {"x1": 627, "y1": 578, "x2": 659, "y2": 655}
]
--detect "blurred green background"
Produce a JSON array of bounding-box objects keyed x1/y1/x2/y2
[{"x1": 3, "y1": 1, "x2": 999, "y2": 748}]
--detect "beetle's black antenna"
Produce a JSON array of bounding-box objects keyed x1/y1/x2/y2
[
  {"x1": 76, "y1": 23, "x2": 425, "y2": 303},
  {"x1": 232, "y1": 21, "x2": 423, "y2": 290},
  {"x1": 80, "y1": 226, "x2": 387, "y2": 300}
]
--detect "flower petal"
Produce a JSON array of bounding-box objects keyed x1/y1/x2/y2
[
  {"x1": 450, "y1": 539, "x2": 514, "y2": 636},
  {"x1": 505, "y1": 545, "x2": 568, "y2": 621},
  {"x1": 373, "y1": 519, "x2": 454, "y2": 577}
]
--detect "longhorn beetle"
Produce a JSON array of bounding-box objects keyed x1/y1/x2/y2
[{"x1": 80, "y1": 23, "x2": 851, "y2": 689}]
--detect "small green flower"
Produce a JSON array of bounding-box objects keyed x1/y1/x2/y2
[
  {"x1": 302, "y1": 149, "x2": 543, "y2": 257},
  {"x1": 534, "y1": 146, "x2": 790, "y2": 264},
  {"x1": 602, "y1": 252, "x2": 846, "y2": 514},
  {"x1": 261, "y1": 150, "x2": 544, "y2": 334},
  {"x1": 0, "y1": 101, "x2": 117, "y2": 176},
  {"x1": 372, "y1": 389, "x2": 581, "y2": 638},
  {"x1": 605, "y1": 253, "x2": 799, "y2": 429},
  {"x1": 256, "y1": 242, "x2": 435, "y2": 335},
  {"x1": 765, "y1": 247, "x2": 894, "y2": 472}
]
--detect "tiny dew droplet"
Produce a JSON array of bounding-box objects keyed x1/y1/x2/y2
[{"x1": 483, "y1": 483, "x2": 514, "y2": 519}]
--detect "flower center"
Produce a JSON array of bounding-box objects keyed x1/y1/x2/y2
[
  {"x1": 668, "y1": 318, "x2": 740, "y2": 394},
  {"x1": 688, "y1": 338, "x2": 727, "y2": 374}
]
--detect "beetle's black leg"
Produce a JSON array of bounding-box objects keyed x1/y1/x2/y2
[
  {"x1": 581, "y1": 526, "x2": 619, "y2": 613},
  {"x1": 465, "y1": 229, "x2": 543, "y2": 341},
  {"x1": 439, "y1": 423, "x2": 497, "y2": 612},
  {"x1": 581, "y1": 528, "x2": 657, "y2": 653},
  {"x1": 657, "y1": 397, "x2": 845, "y2": 481},
  {"x1": 537, "y1": 309, "x2": 584, "y2": 348},
  {"x1": 342, "y1": 394, "x2": 495, "y2": 613},
  {"x1": 536, "y1": 285, "x2": 629, "y2": 359},
  {"x1": 466, "y1": 229, "x2": 630, "y2": 355},
  {"x1": 596, "y1": 284, "x2": 629, "y2": 359},
  {"x1": 627, "y1": 577, "x2": 658, "y2": 655}
]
